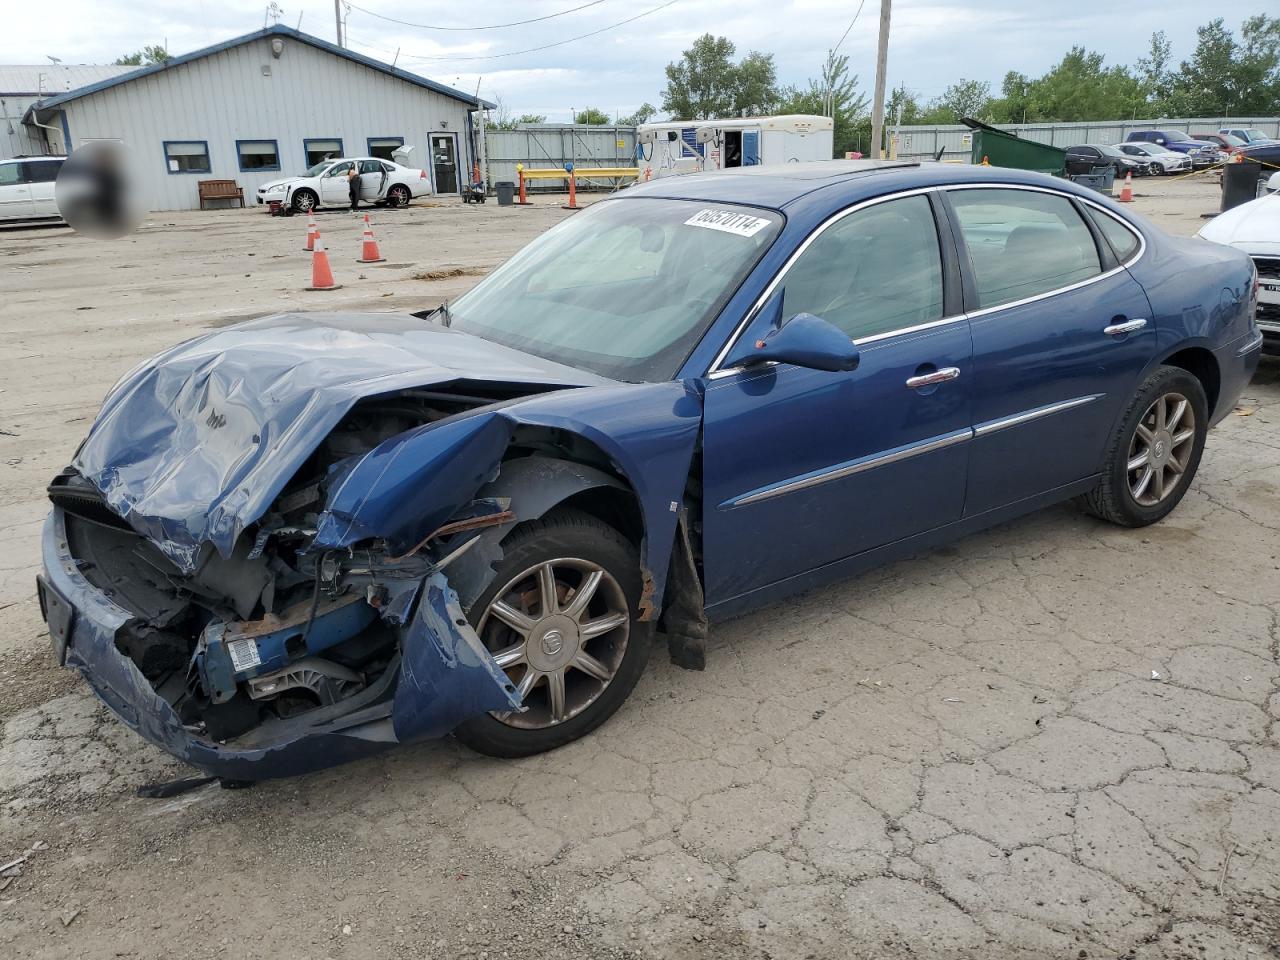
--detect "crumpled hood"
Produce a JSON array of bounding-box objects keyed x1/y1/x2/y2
[{"x1": 72, "y1": 312, "x2": 607, "y2": 571}]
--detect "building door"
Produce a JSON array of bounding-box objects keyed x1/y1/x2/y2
[
  {"x1": 742, "y1": 130, "x2": 760, "y2": 166},
  {"x1": 431, "y1": 134, "x2": 458, "y2": 193}
]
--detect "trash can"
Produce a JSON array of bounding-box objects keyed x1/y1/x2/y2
[
  {"x1": 495, "y1": 181, "x2": 515, "y2": 206},
  {"x1": 1069, "y1": 168, "x2": 1115, "y2": 194},
  {"x1": 962, "y1": 117, "x2": 1067, "y2": 176},
  {"x1": 1221, "y1": 159, "x2": 1262, "y2": 212}
]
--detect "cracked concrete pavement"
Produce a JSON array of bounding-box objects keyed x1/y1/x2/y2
[{"x1": 0, "y1": 176, "x2": 1278, "y2": 959}]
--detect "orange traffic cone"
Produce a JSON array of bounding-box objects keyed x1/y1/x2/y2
[
  {"x1": 306, "y1": 235, "x2": 341, "y2": 291},
  {"x1": 356, "y1": 214, "x2": 385, "y2": 263},
  {"x1": 302, "y1": 211, "x2": 318, "y2": 251},
  {"x1": 1117, "y1": 170, "x2": 1134, "y2": 203},
  {"x1": 562, "y1": 171, "x2": 579, "y2": 211}
]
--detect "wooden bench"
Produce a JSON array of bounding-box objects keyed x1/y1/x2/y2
[{"x1": 197, "y1": 179, "x2": 245, "y2": 210}]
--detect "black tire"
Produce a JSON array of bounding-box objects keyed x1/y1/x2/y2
[
  {"x1": 1081, "y1": 365, "x2": 1208, "y2": 527},
  {"x1": 387, "y1": 184, "x2": 411, "y2": 207},
  {"x1": 453, "y1": 509, "x2": 651, "y2": 758},
  {"x1": 291, "y1": 188, "x2": 318, "y2": 213}
]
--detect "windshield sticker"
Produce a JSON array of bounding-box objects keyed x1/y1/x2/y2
[{"x1": 684, "y1": 209, "x2": 771, "y2": 238}]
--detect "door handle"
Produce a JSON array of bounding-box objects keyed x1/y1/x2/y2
[
  {"x1": 1104, "y1": 318, "x2": 1147, "y2": 336},
  {"x1": 906, "y1": 367, "x2": 960, "y2": 389}
]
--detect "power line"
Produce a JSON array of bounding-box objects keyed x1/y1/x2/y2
[
  {"x1": 833, "y1": 0, "x2": 869, "y2": 55},
  {"x1": 397, "y1": 0, "x2": 681, "y2": 64},
  {"x1": 346, "y1": 0, "x2": 612, "y2": 31}
]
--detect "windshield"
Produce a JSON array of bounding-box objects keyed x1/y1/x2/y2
[
  {"x1": 1220, "y1": 134, "x2": 1246, "y2": 146},
  {"x1": 1244, "y1": 130, "x2": 1267, "y2": 141},
  {"x1": 1129, "y1": 143, "x2": 1160, "y2": 155},
  {"x1": 301, "y1": 161, "x2": 331, "y2": 177},
  {"x1": 445, "y1": 198, "x2": 782, "y2": 381},
  {"x1": 1096, "y1": 145, "x2": 1126, "y2": 158}
]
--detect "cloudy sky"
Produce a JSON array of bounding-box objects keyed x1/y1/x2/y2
[{"x1": 3, "y1": 1, "x2": 1230, "y2": 119}]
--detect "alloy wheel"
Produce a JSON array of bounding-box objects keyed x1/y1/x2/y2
[
  {"x1": 1127, "y1": 392, "x2": 1195, "y2": 506},
  {"x1": 477, "y1": 558, "x2": 630, "y2": 729}
]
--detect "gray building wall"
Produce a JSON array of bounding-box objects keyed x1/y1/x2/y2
[
  {"x1": 1, "y1": 65, "x2": 132, "y2": 159},
  {"x1": 45, "y1": 35, "x2": 477, "y2": 210}
]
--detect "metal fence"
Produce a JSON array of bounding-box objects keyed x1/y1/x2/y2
[
  {"x1": 888, "y1": 116, "x2": 1280, "y2": 162},
  {"x1": 485, "y1": 124, "x2": 636, "y2": 192}
]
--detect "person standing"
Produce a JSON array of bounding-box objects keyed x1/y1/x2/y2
[{"x1": 347, "y1": 163, "x2": 360, "y2": 213}]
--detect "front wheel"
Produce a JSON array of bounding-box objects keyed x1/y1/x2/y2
[
  {"x1": 453, "y1": 509, "x2": 651, "y2": 758},
  {"x1": 291, "y1": 188, "x2": 318, "y2": 213},
  {"x1": 1081, "y1": 366, "x2": 1208, "y2": 527}
]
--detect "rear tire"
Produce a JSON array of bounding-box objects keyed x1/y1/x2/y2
[
  {"x1": 387, "y1": 184, "x2": 411, "y2": 207},
  {"x1": 453, "y1": 509, "x2": 651, "y2": 758},
  {"x1": 1081, "y1": 365, "x2": 1208, "y2": 527}
]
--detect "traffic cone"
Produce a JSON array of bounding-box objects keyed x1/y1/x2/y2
[
  {"x1": 562, "y1": 171, "x2": 579, "y2": 211},
  {"x1": 1117, "y1": 171, "x2": 1134, "y2": 203},
  {"x1": 356, "y1": 214, "x2": 385, "y2": 263},
  {"x1": 516, "y1": 165, "x2": 532, "y2": 205},
  {"x1": 306, "y1": 235, "x2": 341, "y2": 291},
  {"x1": 302, "y1": 212, "x2": 318, "y2": 252}
]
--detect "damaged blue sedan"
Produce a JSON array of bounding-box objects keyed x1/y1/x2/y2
[{"x1": 38, "y1": 161, "x2": 1262, "y2": 780}]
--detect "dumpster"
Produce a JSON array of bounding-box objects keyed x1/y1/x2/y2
[
  {"x1": 1069, "y1": 168, "x2": 1115, "y2": 195},
  {"x1": 1221, "y1": 159, "x2": 1262, "y2": 212},
  {"x1": 495, "y1": 181, "x2": 515, "y2": 206},
  {"x1": 961, "y1": 117, "x2": 1067, "y2": 176}
]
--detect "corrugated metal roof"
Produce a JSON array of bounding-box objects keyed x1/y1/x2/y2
[
  {"x1": 28, "y1": 26, "x2": 492, "y2": 111},
  {"x1": 0, "y1": 64, "x2": 132, "y2": 95}
]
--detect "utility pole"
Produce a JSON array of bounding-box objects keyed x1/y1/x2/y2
[
  {"x1": 334, "y1": 0, "x2": 343, "y2": 47},
  {"x1": 870, "y1": 0, "x2": 892, "y2": 159}
]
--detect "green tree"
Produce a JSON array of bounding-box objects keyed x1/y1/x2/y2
[
  {"x1": 988, "y1": 71, "x2": 1032, "y2": 123},
  {"x1": 733, "y1": 51, "x2": 778, "y2": 115},
  {"x1": 620, "y1": 102, "x2": 658, "y2": 126},
  {"x1": 923, "y1": 79, "x2": 991, "y2": 123},
  {"x1": 115, "y1": 44, "x2": 169, "y2": 66},
  {"x1": 574, "y1": 107, "x2": 611, "y2": 125},
  {"x1": 1135, "y1": 30, "x2": 1175, "y2": 114},
  {"x1": 661, "y1": 35, "x2": 779, "y2": 119},
  {"x1": 1169, "y1": 16, "x2": 1280, "y2": 114},
  {"x1": 776, "y1": 50, "x2": 869, "y2": 155},
  {"x1": 1018, "y1": 47, "x2": 1145, "y2": 121}
]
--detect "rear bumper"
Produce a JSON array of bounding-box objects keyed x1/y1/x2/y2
[
  {"x1": 1212, "y1": 331, "x2": 1264, "y2": 426},
  {"x1": 38, "y1": 508, "x2": 520, "y2": 781}
]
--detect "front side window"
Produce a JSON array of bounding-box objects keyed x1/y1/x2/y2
[
  {"x1": 0, "y1": 162, "x2": 23, "y2": 186},
  {"x1": 304, "y1": 139, "x2": 343, "y2": 166},
  {"x1": 948, "y1": 188, "x2": 1102, "y2": 309},
  {"x1": 778, "y1": 194, "x2": 944, "y2": 340},
  {"x1": 237, "y1": 140, "x2": 280, "y2": 171},
  {"x1": 448, "y1": 198, "x2": 782, "y2": 381},
  {"x1": 163, "y1": 141, "x2": 210, "y2": 174},
  {"x1": 325, "y1": 162, "x2": 354, "y2": 178},
  {"x1": 25, "y1": 159, "x2": 62, "y2": 182}
]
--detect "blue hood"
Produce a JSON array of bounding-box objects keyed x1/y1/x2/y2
[{"x1": 72, "y1": 312, "x2": 608, "y2": 571}]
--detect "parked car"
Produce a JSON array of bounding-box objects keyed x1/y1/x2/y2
[
  {"x1": 1197, "y1": 172, "x2": 1280, "y2": 354},
  {"x1": 0, "y1": 155, "x2": 65, "y2": 224},
  {"x1": 1239, "y1": 141, "x2": 1280, "y2": 181},
  {"x1": 1189, "y1": 143, "x2": 1227, "y2": 170},
  {"x1": 1125, "y1": 130, "x2": 1206, "y2": 154},
  {"x1": 38, "y1": 161, "x2": 1262, "y2": 781},
  {"x1": 1065, "y1": 144, "x2": 1150, "y2": 177},
  {"x1": 1219, "y1": 128, "x2": 1278, "y2": 146},
  {"x1": 1114, "y1": 142, "x2": 1191, "y2": 174},
  {"x1": 1192, "y1": 133, "x2": 1247, "y2": 155},
  {"x1": 256, "y1": 156, "x2": 430, "y2": 212}
]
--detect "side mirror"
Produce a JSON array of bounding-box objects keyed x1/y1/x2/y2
[{"x1": 723, "y1": 296, "x2": 860, "y2": 373}]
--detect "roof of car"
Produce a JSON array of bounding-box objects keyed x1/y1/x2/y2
[{"x1": 619, "y1": 160, "x2": 1095, "y2": 211}]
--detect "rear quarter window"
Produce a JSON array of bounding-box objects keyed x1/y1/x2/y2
[{"x1": 1085, "y1": 207, "x2": 1141, "y2": 263}]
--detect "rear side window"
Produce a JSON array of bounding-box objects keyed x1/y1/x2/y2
[
  {"x1": 1085, "y1": 207, "x2": 1141, "y2": 263},
  {"x1": 0, "y1": 162, "x2": 22, "y2": 185},
  {"x1": 948, "y1": 188, "x2": 1102, "y2": 309},
  {"x1": 26, "y1": 160, "x2": 62, "y2": 182},
  {"x1": 780, "y1": 194, "x2": 945, "y2": 340}
]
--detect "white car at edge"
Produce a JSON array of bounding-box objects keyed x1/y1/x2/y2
[
  {"x1": 1112, "y1": 142, "x2": 1192, "y2": 175},
  {"x1": 257, "y1": 156, "x2": 431, "y2": 212},
  {"x1": 1197, "y1": 172, "x2": 1280, "y2": 355},
  {"x1": 0, "y1": 155, "x2": 66, "y2": 224}
]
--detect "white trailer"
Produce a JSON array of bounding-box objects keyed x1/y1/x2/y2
[{"x1": 635, "y1": 114, "x2": 833, "y2": 181}]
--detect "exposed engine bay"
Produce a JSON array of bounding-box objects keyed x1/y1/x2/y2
[{"x1": 48, "y1": 385, "x2": 540, "y2": 745}]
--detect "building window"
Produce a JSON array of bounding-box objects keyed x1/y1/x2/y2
[
  {"x1": 163, "y1": 140, "x2": 211, "y2": 174},
  {"x1": 304, "y1": 138, "x2": 344, "y2": 166},
  {"x1": 236, "y1": 139, "x2": 280, "y2": 171},
  {"x1": 367, "y1": 137, "x2": 404, "y2": 161}
]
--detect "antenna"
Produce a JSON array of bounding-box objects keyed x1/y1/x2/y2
[{"x1": 265, "y1": 2, "x2": 283, "y2": 26}]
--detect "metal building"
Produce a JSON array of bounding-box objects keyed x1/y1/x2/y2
[
  {"x1": 1, "y1": 65, "x2": 131, "y2": 159},
  {"x1": 18, "y1": 25, "x2": 490, "y2": 210}
]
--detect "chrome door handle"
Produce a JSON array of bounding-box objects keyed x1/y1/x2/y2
[
  {"x1": 1104, "y1": 318, "x2": 1147, "y2": 336},
  {"x1": 906, "y1": 367, "x2": 960, "y2": 389}
]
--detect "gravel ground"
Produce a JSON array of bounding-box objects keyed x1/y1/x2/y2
[{"x1": 1, "y1": 173, "x2": 1278, "y2": 960}]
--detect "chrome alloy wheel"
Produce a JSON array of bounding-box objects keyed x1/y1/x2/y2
[
  {"x1": 1127, "y1": 392, "x2": 1195, "y2": 506},
  {"x1": 477, "y1": 558, "x2": 630, "y2": 728}
]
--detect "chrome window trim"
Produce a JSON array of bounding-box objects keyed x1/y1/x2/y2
[
  {"x1": 973, "y1": 394, "x2": 1103, "y2": 437},
  {"x1": 723, "y1": 428, "x2": 972, "y2": 509},
  {"x1": 706, "y1": 181, "x2": 1148, "y2": 378}
]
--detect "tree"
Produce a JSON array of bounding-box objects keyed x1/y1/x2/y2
[
  {"x1": 1013, "y1": 47, "x2": 1146, "y2": 122},
  {"x1": 923, "y1": 79, "x2": 991, "y2": 123},
  {"x1": 574, "y1": 107, "x2": 611, "y2": 125},
  {"x1": 1135, "y1": 30, "x2": 1174, "y2": 113},
  {"x1": 776, "y1": 50, "x2": 869, "y2": 155},
  {"x1": 1168, "y1": 16, "x2": 1280, "y2": 115},
  {"x1": 661, "y1": 35, "x2": 778, "y2": 119},
  {"x1": 115, "y1": 44, "x2": 169, "y2": 66},
  {"x1": 620, "y1": 102, "x2": 658, "y2": 126}
]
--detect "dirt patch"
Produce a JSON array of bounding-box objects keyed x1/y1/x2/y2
[{"x1": 411, "y1": 266, "x2": 487, "y2": 282}]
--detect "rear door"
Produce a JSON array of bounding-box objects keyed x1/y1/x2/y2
[
  {"x1": 942, "y1": 185, "x2": 1154, "y2": 516},
  {"x1": 0, "y1": 161, "x2": 34, "y2": 221},
  {"x1": 357, "y1": 159, "x2": 387, "y2": 200},
  {"x1": 701, "y1": 191, "x2": 972, "y2": 607}
]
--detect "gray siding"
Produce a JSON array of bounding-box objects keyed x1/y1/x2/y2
[{"x1": 54, "y1": 36, "x2": 476, "y2": 210}]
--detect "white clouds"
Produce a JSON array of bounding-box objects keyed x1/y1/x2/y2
[{"x1": 2, "y1": 0, "x2": 1220, "y2": 121}]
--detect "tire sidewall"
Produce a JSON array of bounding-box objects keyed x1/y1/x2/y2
[
  {"x1": 1106, "y1": 366, "x2": 1208, "y2": 525},
  {"x1": 389, "y1": 185, "x2": 410, "y2": 207},
  {"x1": 452, "y1": 510, "x2": 651, "y2": 757},
  {"x1": 291, "y1": 189, "x2": 318, "y2": 213}
]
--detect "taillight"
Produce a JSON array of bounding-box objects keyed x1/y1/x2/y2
[{"x1": 420, "y1": 170, "x2": 427, "y2": 179}]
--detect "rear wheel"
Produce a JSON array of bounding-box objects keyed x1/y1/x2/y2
[
  {"x1": 387, "y1": 184, "x2": 411, "y2": 207},
  {"x1": 453, "y1": 509, "x2": 650, "y2": 758},
  {"x1": 1082, "y1": 366, "x2": 1207, "y2": 527}
]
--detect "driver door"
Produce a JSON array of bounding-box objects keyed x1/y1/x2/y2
[
  {"x1": 701, "y1": 192, "x2": 973, "y2": 609},
  {"x1": 321, "y1": 161, "x2": 354, "y2": 205}
]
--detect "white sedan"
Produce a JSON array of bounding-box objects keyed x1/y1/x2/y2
[
  {"x1": 1197, "y1": 172, "x2": 1280, "y2": 354},
  {"x1": 0, "y1": 155, "x2": 65, "y2": 224},
  {"x1": 257, "y1": 157, "x2": 431, "y2": 212},
  {"x1": 1113, "y1": 142, "x2": 1191, "y2": 174}
]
